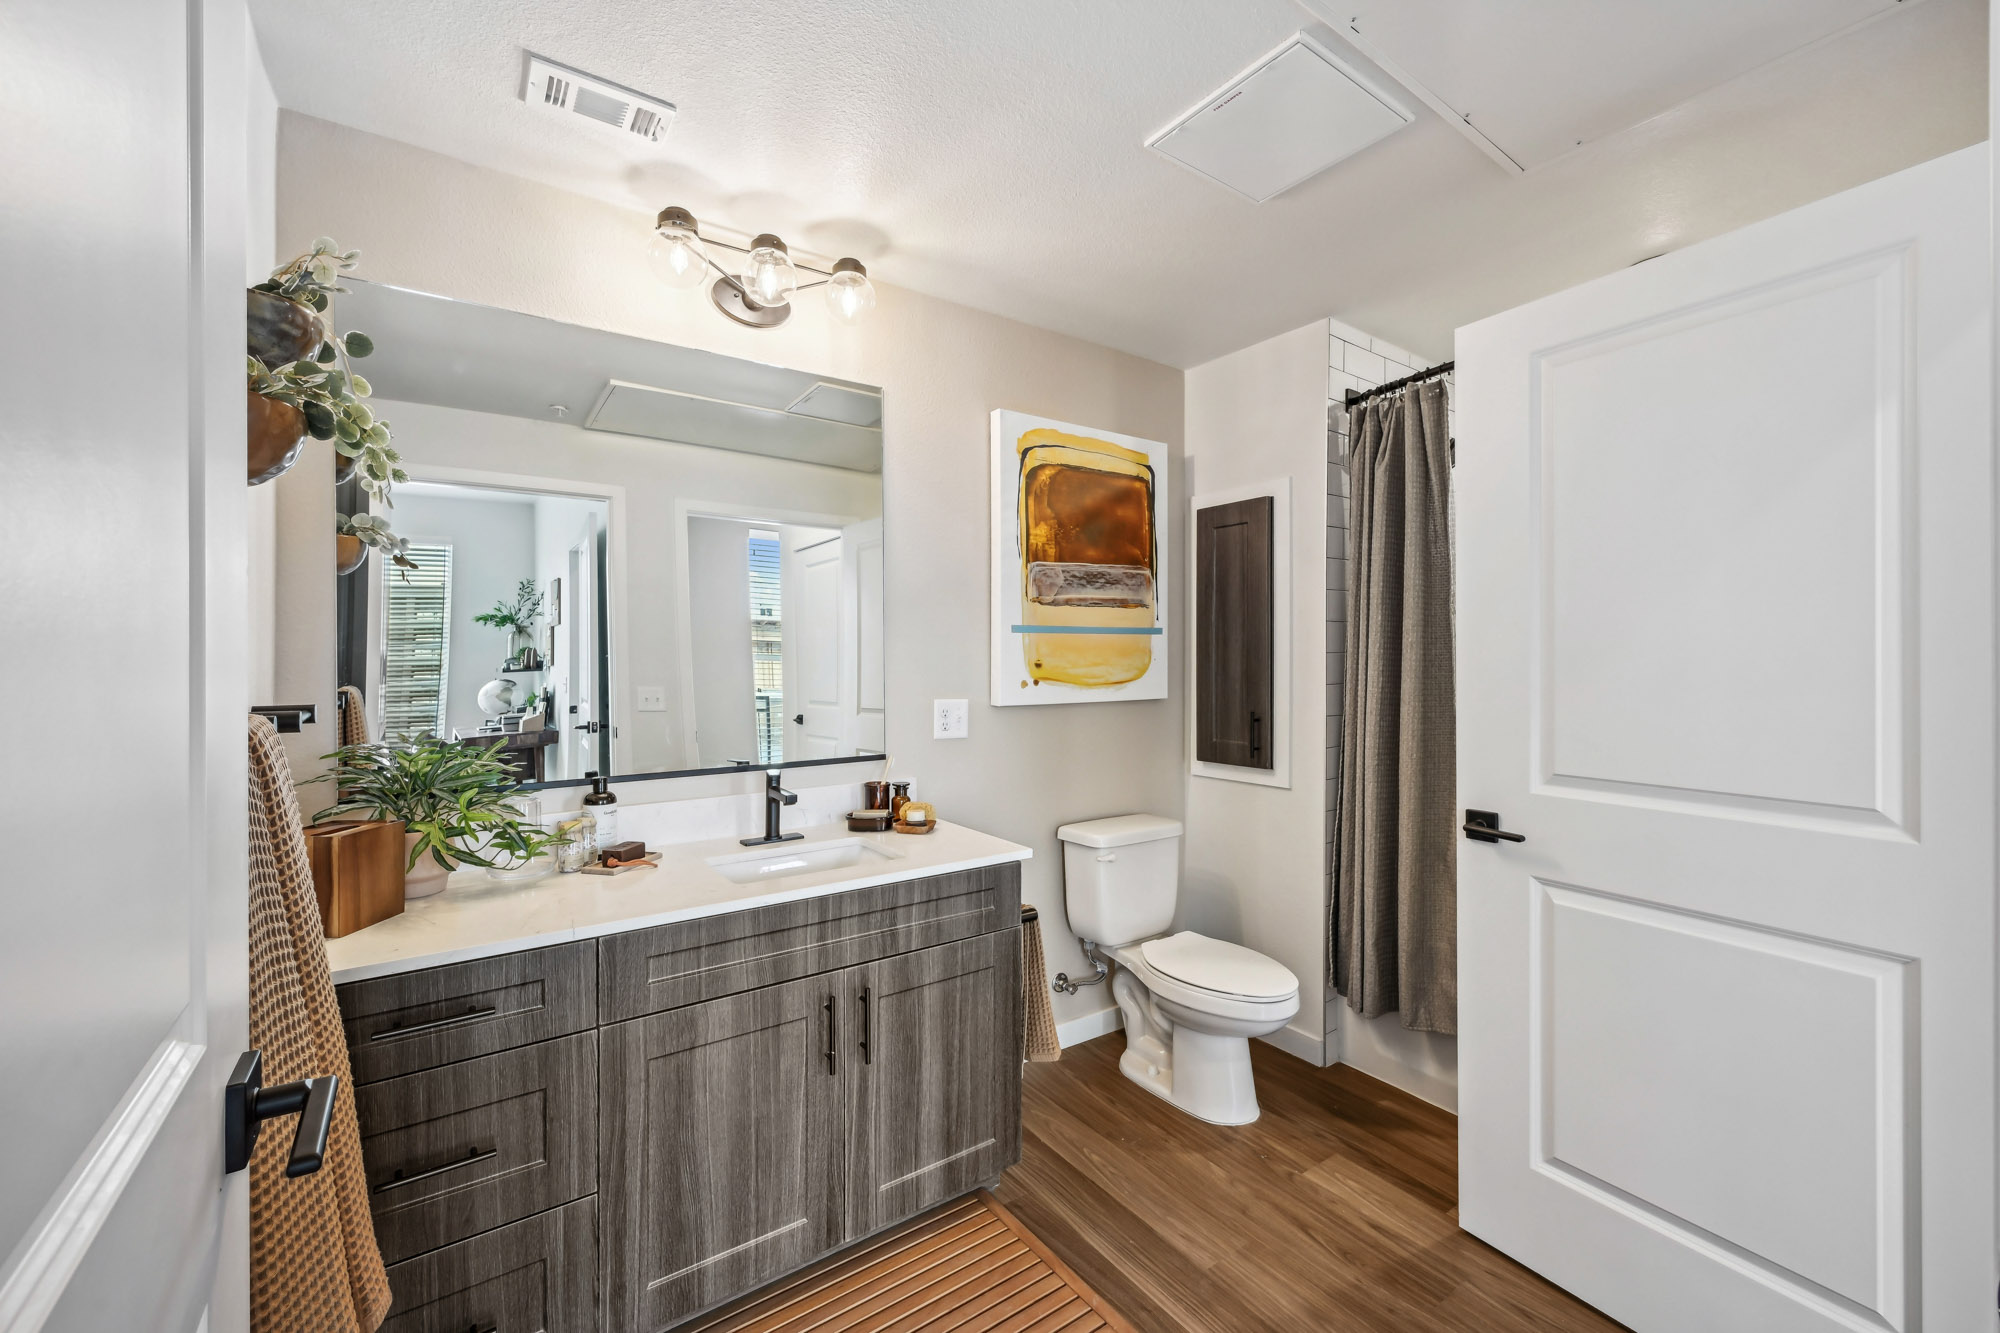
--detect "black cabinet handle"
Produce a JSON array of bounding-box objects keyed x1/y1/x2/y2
[
  {"x1": 825, "y1": 994, "x2": 838, "y2": 1076},
  {"x1": 368, "y1": 1004, "x2": 499, "y2": 1042},
  {"x1": 859, "y1": 986, "x2": 872, "y2": 1065},
  {"x1": 793, "y1": 713, "x2": 805, "y2": 725},
  {"x1": 224, "y1": 1049, "x2": 338, "y2": 1177},
  {"x1": 372, "y1": 1144, "x2": 497, "y2": 1195},
  {"x1": 1463, "y1": 809, "x2": 1526, "y2": 844},
  {"x1": 1249, "y1": 712, "x2": 1261, "y2": 758}
]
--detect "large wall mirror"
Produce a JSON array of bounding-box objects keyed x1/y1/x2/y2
[{"x1": 333, "y1": 280, "x2": 886, "y2": 786}]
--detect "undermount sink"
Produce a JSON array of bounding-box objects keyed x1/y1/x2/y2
[{"x1": 705, "y1": 837, "x2": 901, "y2": 885}]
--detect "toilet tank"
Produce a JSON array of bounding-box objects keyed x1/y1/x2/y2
[{"x1": 1056, "y1": 814, "x2": 1182, "y2": 946}]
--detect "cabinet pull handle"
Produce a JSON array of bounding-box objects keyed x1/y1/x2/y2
[
  {"x1": 371, "y1": 1144, "x2": 497, "y2": 1194},
  {"x1": 368, "y1": 1005, "x2": 499, "y2": 1042},
  {"x1": 824, "y1": 994, "x2": 838, "y2": 1076},
  {"x1": 1250, "y1": 711, "x2": 1262, "y2": 757},
  {"x1": 859, "y1": 986, "x2": 872, "y2": 1064}
]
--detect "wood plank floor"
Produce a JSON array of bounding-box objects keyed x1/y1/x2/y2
[
  {"x1": 991, "y1": 1034, "x2": 1627, "y2": 1333},
  {"x1": 691, "y1": 1192, "x2": 1139, "y2": 1333}
]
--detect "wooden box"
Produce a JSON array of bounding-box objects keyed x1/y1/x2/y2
[{"x1": 305, "y1": 819, "x2": 407, "y2": 938}]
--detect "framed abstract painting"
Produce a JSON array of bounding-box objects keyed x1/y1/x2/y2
[{"x1": 990, "y1": 409, "x2": 1169, "y2": 705}]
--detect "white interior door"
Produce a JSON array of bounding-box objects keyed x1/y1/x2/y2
[
  {"x1": 564, "y1": 513, "x2": 599, "y2": 779},
  {"x1": 0, "y1": 1, "x2": 251, "y2": 1329},
  {"x1": 1456, "y1": 144, "x2": 1993, "y2": 1332},
  {"x1": 844, "y1": 518, "x2": 887, "y2": 755},
  {"x1": 783, "y1": 532, "x2": 846, "y2": 760}
]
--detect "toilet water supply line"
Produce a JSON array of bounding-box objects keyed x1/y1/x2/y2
[{"x1": 1052, "y1": 940, "x2": 1109, "y2": 995}]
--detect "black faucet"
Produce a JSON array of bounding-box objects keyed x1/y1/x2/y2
[{"x1": 740, "y1": 768, "x2": 803, "y2": 846}]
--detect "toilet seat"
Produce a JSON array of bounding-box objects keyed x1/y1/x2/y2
[
  {"x1": 1109, "y1": 934, "x2": 1300, "y2": 1026},
  {"x1": 1139, "y1": 932, "x2": 1298, "y2": 1000}
]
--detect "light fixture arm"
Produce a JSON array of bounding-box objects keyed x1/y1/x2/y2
[{"x1": 673, "y1": 228, "x2": 840, "y2": 281}]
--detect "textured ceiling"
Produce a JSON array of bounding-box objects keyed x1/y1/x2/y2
[{"x1": 249, "y1": 0, "x2": 1984, "y2": 367}]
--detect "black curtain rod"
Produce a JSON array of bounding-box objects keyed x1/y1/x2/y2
[{"x1": 1343, "y1": 359, "x2": 1454, "y2": 409}]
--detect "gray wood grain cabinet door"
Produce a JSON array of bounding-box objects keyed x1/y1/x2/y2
[
  {"x1": 1194, "y1": 494, "x2": 1275, "y2": 768},
  {"x1": 357, "y1": 1032, "x2": 598, "y2": 1263},
  {"x1": 381, "y1": 1197, "x2": 596, "y2": 1332},
  {"x1": 843, "y1": 929, "x2": 1023, "y2": 1239},
  {"x1": 600, "y1": 974, "x2": 845, "y2": 1331}
]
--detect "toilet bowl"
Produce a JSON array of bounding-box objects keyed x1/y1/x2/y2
[{"x1": 1057, "y1": 815, "x2": 1301, "y2": 1126}]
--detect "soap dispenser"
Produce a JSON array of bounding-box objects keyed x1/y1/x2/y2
[{"x1": 583, "y1": 771, "x2": 620, "y2": 844}]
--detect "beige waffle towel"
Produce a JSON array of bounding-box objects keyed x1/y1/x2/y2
[
  {"x1": 248, "y1": 715, "x2": 392, "y2": 1333},
  {"x1": 336, "y1": 685, "x2": 368, "y2": 746},
  {"x1": 1021, "y1": 908, "x2": 1061, "y2": 1062}
]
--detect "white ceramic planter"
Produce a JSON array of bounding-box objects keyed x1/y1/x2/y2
[{"x1": 402, "y1": 830, "x2": 453, "y2": 899}]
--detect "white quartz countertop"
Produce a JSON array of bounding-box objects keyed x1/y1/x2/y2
[{"x1": 324, "y1": 819, "x2": 1033, "y2": 985}]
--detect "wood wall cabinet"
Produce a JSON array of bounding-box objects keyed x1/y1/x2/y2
[
  {"x1": 1194, "y1": 495, "x2": 1275, "y2": 769},
  {"x1": 338, "y1": 860, "x2": 1024, "y2": 1333}
]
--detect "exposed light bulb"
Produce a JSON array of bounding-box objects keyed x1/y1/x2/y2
[
  {"x1": 647, "y1": 207, "x2": 708, "y2": 290},
  {"x1": 824, "y1": 258, "x2": 876, "y2": 326},
  {"x1": 742, "y1": 234, "x2": 797, "y2": 308}
]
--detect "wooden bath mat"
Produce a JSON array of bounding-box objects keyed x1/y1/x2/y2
[{"x1": 690, "y1": 1192, "x2": 1137, "y2": 1333}]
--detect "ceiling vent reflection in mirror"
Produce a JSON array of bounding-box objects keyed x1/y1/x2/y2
[{"x1": 521, "y1": 53, "x2": 676, "y2": 145}]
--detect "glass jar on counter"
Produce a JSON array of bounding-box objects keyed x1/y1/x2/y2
[{"x1": 554, "y1": 812, "x2": 598, "y2": 873}]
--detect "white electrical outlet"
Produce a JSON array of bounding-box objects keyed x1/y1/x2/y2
[
  {"x1": 933, "y1": 699, "x2": 969, "y2": 740},
  {"x1": 636, "y1": 687, "x2": 666, "y2": 712}
]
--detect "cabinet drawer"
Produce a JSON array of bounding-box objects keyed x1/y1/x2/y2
[
  {"x1": 357, "y1": 1032, "x2": 597, "y2": 1264},
  {"x1": 599, "y1": 861, "x2": 1021, "y2": 1023},
  {"x1": 339, "y1": 942, "x2": 596, "y2": 1084},
  {"x1": 382, "y1": 1197, "x2": 596, "y2": 1333}
]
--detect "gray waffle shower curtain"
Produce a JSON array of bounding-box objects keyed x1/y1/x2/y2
[{"x1": 1332, "y1": 377, "x2": 1457, "y2": 1035}]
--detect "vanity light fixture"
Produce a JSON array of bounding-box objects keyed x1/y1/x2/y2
[{"x1": 648, "y1": 206, "x2": 876, "y2": 329}]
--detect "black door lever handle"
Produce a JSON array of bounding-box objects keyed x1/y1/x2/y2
[
  {"x1": 1463, "y1": 810, "x2": 1526, "y2": 844},
  {"x1": 224, "y1": 1049, "x2": 338, "y2": 1177}
]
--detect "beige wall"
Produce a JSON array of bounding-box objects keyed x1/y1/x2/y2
[
  {"x1": 271, "y1": 112, "x2": 1185, "y2": 1028},
  {"x1": 1181, "y1": 321, "x2": 1334, "y2": 1062}
]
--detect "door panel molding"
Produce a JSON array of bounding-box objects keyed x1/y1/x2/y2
[
  {"x1": 0, "y1": 1038, "x2": 201, "y2": 1333},
  {"x1": 1529, "y1": 880, "x2": 1912, "y2": 1328},
  {"x1": 1529, "y1": 247, "x2": 1914, "y2": 835}
]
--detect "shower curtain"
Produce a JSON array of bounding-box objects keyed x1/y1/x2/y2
[{"x1": 1333, "y1": 377, "x2": 1457, "y2": 1035}]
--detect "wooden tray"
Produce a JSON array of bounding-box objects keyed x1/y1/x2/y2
[{"x1": 580, "y1": 852, "x2": 662, "y2": 876}]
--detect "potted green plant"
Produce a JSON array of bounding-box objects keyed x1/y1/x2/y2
[
  {"x1": 474, "y1": 578, "x2": 546, "y2": 665},
  {"x1": 311, "y1": 735, "x2": 566, "y2": 897},
  {"x1": 247, "y1": 238, "x2": 407, "y2": 501},
  {"x1": 337, "y1": 512, "x2": 418, "y2": 577}
]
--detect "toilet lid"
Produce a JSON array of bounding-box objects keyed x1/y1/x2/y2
[{"x1": 1139, "y1": 932, "x2": 1299, "y2": 1000}]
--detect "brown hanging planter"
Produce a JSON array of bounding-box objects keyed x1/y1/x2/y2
[
  {"x1": 247, "y1": 388, "x2": 307, "y2": 486},
  {"x1": 334, "y1": 449, "x2": 358, "y2": 486},
  {"x1": 336, "y1": 533, "x2": 369, "y2": 575},
  {"x1": 247, "y1": 288, "x2": 322, "y2": 368}
]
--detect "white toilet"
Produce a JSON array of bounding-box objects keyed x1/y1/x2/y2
[{"x1": 1057, "y1": 814, "x2": 1300, "y2": 1125}]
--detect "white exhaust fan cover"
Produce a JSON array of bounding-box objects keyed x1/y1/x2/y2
[
  {"x1": 522, "y1": 53, "x2": 676, "y2": 145},
  {"x1": 1148, "y1": 35, "x2": 1410, "y2": 203}
]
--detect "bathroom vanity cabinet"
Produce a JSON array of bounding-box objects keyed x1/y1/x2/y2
[{"x1": 334, "y1": 859, "x2": 1024, "y2": 1332}]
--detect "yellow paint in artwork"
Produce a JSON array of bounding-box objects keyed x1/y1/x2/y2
[{"x1": 1015, "y1": 427, "x2": 1158, "y2": 688}]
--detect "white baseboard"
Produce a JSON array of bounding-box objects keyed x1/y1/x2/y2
[
  {"x1": 1257, "y1": 1018, "x2": 1331, "y2": 1066},
  {"x1": 1056, "y1": 1005, "x2": 1122, "y2": 1048}
]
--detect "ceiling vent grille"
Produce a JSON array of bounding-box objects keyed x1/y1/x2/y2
[{"x1": 522, "y1": 53, "x2": 675, "y2": 145}]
